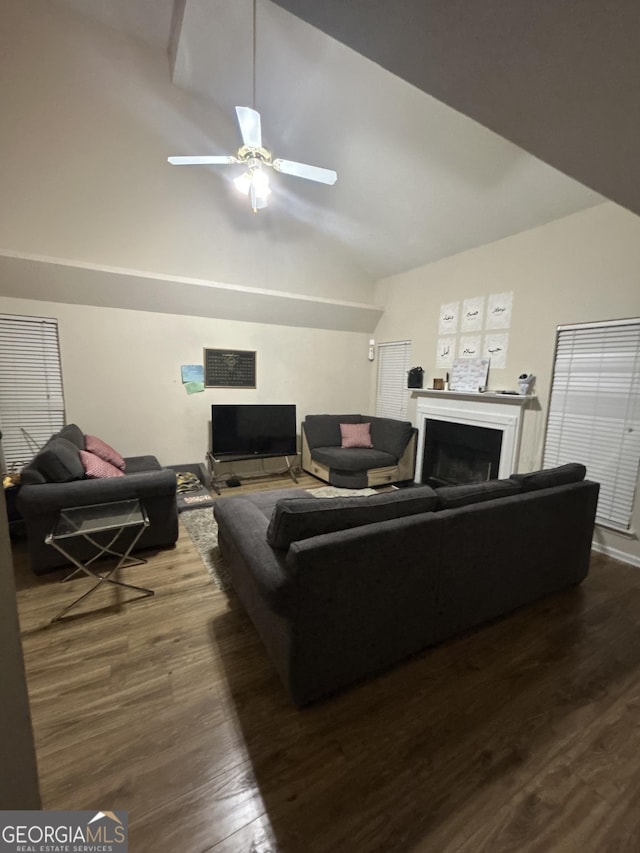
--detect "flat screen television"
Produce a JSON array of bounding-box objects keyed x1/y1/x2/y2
[{"x1": 211, "y1": 404, "x2": 297, "y2": 459}]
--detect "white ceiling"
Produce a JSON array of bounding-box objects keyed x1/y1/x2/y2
[{"x1": 56, "y1": 0, "x2": 604, "y2": 282}]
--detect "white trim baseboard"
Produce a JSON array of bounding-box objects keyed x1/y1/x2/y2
[{"x1": 591, "y1": 541, "x2": 640, "y2": 568}]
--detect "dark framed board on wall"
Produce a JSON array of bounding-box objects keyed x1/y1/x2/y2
[{"x1": 204, "y1": 348, "x2": 257, "y2": 388}]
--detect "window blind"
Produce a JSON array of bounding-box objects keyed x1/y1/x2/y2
[
  {"x1": 0, "y1": 314, "x2": 66, "y2": 471},
  {"x1": 375, "y1": 340, "x2": 411, "y2": 420},
  {"x1": 543, "y1": 318, "x2": 640, "y2": 531}
]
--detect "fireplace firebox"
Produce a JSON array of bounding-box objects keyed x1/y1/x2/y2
[
  {"x1": 421, "y1": 419, "x2": 502, "y2": 486},
  {"x1": 415, "y1": 392, "x2": 530, "y2": 484}
]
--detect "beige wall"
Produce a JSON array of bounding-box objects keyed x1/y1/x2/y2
[
  {"x1": 0, "y1": 295, "x2": 372, "y2": 466},
  {"x1": 0, "y1": 0, "x2": 372, "y2": 308},
  {"x1": 373, "y1": 202, "x2": 640, "y2": 564}
]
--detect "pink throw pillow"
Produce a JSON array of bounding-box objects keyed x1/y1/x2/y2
[
  {"x1": 85, "y1": 434, "x2": 126, "y2": 470},
  {"x1": 340, "y1": 422, "x2": 373, "y2": 449},
  {"x1": 80, "y1": 450, "x2": 125, "y2": 479}
]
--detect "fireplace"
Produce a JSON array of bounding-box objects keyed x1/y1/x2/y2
[
  {"x1": 415, "y1": 392, "x2": 530, "y2": 484},
  {"x1": 421, "y1": 419, "x2": 502, "y2": 486}
]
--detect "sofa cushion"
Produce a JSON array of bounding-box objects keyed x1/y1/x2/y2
[
  {"x1": 311, "y1": 446, "x2": 397, "y2": 472},
  {"x1": 368, "y1": 417, "x2": 414, "y2": 460},
  {"x1": 58, "y1": 423, "x2": 85, "y2": 450},
  {"x1": 35, "y1": 437, "x2": 85, "y2": 483},
  {"x1": 435, "y1": 478, "x2": 522, "y2": 509},
  {"x1": 20, "y1": 467, "x2": 47, "y2": 485},
  {"x1": 340, "y1": 422, "x2": 373, "y2": 448},
  {"x1": 85, "y1": 434, "x2": 126, "y2": 470},
  {"x1": 79, "y1": 450, "x2": 125, "y2": 479},
  {"x1": 123, "y1": 455, "x2": 162, "y2": 473},
  {"x1": 510, "y1": 463, "x2": 587, "y2": 492},
  {"x1": 303, "y1": 415, "x2": 362, "y2": 449},
  {"x1": 242, "y1": 488, "x2": 312, "y2": 520},
  {"x1": 266, "y1": 485, "x2": 438, "y2": 549}
]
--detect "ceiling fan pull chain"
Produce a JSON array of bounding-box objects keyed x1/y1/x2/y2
[{"x1": 252, "y1": 0, "x2": 257, "y2": 111}]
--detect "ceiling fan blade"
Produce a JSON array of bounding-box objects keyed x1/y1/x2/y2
[
  {"x1": 167, "y1": 155, "x2": 237, "y2": 165},
  {"x1": 272, "y1": 158, "x2": 337, "y2": 185},
  {"x1": 235, "y1": 106, "x2": 262, "y2": 149}
]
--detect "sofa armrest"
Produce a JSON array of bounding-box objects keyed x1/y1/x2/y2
[
  {"x1": 17, "y1": 469, "x2": 177, "y2": 518},
  {"x1": 213, "y1": 498, "x2": 293, "y2": 614}
]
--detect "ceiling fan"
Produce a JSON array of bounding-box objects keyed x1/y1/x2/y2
[
  {"x1": 168, "y1": 106, "x2": 337, "y2": 213},
  {"x1": 168, "y1": 0, "x2": 336, "y2": 212}
]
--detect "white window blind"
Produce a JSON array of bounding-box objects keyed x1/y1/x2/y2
[
  {"x1": 0, "y1": 314, "x2": 66, "y2": 471},
  {"x1": 543, "y1": 318, "x2": 640, "y2": 531},
  {"x1": 376, "y1": 340, "x2": 411, "y2": 420}
]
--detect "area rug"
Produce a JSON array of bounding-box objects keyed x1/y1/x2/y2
[{"x1": 180, "y1": 509, "x2": 230, "y2": 591}]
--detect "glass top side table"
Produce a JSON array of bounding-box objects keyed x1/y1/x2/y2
[{"x1": 46, "y1": 499, "x2": 153, "y2": 622}]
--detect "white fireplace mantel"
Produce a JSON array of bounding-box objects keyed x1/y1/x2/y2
[
  {"x1": 411, "y1": 389, "x2": 534, "y2": 406},
  {"x1": 414, "y1": 391, "x2": 535, "y2": 482}
]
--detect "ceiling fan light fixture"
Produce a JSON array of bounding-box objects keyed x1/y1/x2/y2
[
  {"x1": 251, "y1": 168, "x2": 270, "y2": 196},
  {"x1": 234, "y1": 167, "x2": 271, "y2": 211},
  {"x1": 233, "y1": 171, "x2": 252, "y2": 195}
]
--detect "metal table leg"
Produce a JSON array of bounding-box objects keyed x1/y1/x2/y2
[{"x1": 48, "y1": 517, "x2": 153, "y2": 623}]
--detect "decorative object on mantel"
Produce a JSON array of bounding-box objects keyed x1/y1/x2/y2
[
  {"x1": 449, "y1": 357, "x2": 490, "y2": 392},
  {"x1": 432, "y1": 378, "x2": 445, "y2": 391},
  {"x1": 518, "y1": 373, "x2": 535, "y2": 395},
  {"x1": 407, "y1": 366, "x2": 424, "y2": 389}
]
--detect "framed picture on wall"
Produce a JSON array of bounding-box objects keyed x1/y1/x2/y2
[
  {"x1": 436, "y1": 336, "x2": 456, "y2": 368},
  {"x1": 204, "y1": 348, "x2": 257, "y2": 388},
  {"x1": 461, "y1": 296, "x2": 485, "y2": 332},
  {"x1": 483, "y1": 333, "x2": 509, "y2": 369},
  {"x1": 438, "y1": 302, "x2": 459, "y2": 335},
  {"x1": 486, "y1": 292, "x2": 513, "y2": 329}
]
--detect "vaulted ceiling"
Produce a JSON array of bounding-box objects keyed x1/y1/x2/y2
[
  {"x1": 55, "y1": 0, "x2": 608, "y2": 282},
  {"x1": 271, "y1": 0, "x2": 640, "y2": 220}
]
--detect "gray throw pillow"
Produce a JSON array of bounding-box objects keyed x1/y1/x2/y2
[
  {"x1": 35, "y1": 437, "x2": 85, "y2": 483},
  {"x1": 58, "y1": 423, "x2": 85, "y2": 450},
  {"x1": 267, "y1": 485, "x2": 438, "y2": 549}
]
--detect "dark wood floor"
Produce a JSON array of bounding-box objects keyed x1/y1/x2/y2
[{"x1": 12, "y1": 475, "x2": 640, "y2": 852}]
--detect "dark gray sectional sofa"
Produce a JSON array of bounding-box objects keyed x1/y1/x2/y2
[
  {"x1": 301, "y1": 414, "x2": 417, "y2": 488},
  {"x1": 16, "y1": 423, "x2": 179, "y2": 574},
  {"x1": 214, "y1": 464, "x2": 599, "y2": 706}
]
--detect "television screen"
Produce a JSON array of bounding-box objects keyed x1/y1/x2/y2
[{"x1": 211, "y1": 404, "x2": 297, "y2": 459}]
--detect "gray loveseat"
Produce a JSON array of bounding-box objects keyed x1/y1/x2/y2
[
  {"x1": 214, "y1": 464, "x2": 599, "y2": 706},
  {"x1": 16, "y1": 423, "x2": 179, "y2": 574},
  {"x1": 301, "y1": 414, "x2": 417, "y2": 488}
]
